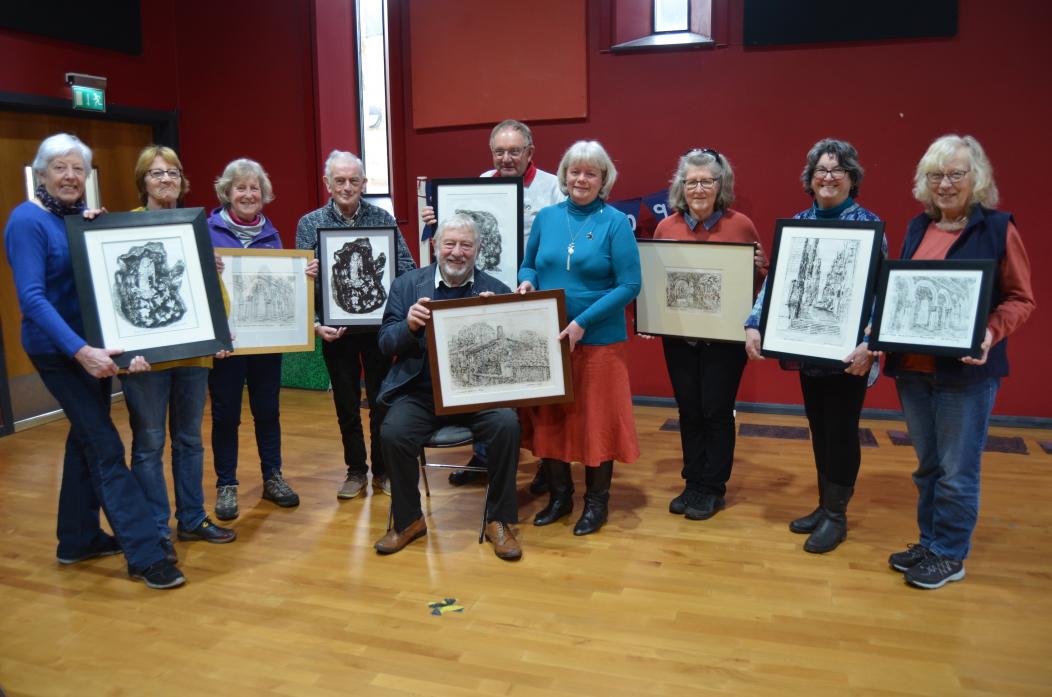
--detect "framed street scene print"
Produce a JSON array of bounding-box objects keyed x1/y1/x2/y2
[
  {"x1": 869, "y1": 259, "x2": 995, "y2": 358},
  {"x1": 318, "y1": 227, "x2": 396, "y2": 327},
  {"x1": 432, "y1": 177, "x2": 524, "y2": 292},
  {"x1": 426, "y1": 289, "x2": 573, "y2": 416},
  {"x1": 635, "y1": 239, "x2": 756, "y2": 342},
  {"x1": 66, "y1": 207, "x2": 231, "y2": 368},
  {"x1": 758, "y1": 218, "x2": 884, "y2": 365},
  {"x1": 218, "y1": 248, "x2": 315, "y2": 354}
]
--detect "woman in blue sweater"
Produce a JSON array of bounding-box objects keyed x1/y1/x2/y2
[
  {"x1": 517, "y1": 140, "x2": 641, "y2": 536},
  {"x1": 2, "y1": 134, "x2": 184, "y2": 589}
]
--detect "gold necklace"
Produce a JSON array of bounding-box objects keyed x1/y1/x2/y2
[{"x1": 935, "y1": 215, "x2": 968, "y2": 231}]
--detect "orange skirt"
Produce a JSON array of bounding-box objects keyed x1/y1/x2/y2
[{"x1": 520, "y1": 342, "x2": 640, "y2": 466}]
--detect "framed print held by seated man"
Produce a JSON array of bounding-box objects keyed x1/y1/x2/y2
[{"x1": 426, "y1": 289, "x2": 573, "y2": 416}]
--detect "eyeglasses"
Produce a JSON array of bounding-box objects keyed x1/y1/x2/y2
[
  {"x1": 492, "y1": 148, "x2": 527, "y2": 159},
  {"x1": 925, "y1": 169, "x2": 970, "y2": 184},
  {"x1": 814, "y1": 166, "x2": 848, "y2": 180},
  {"x1": 683, "y1": 178, "x2": 718, "y2": 191},
  {"x1": 331, "y1": 177, "x2": 364, "y2": 188},
  {"x1": 147, "y1": 169, "x2": 182, "y2": 180},
  {"x1": 684, "y1": 147, "x2": 723, "y2": 163}
]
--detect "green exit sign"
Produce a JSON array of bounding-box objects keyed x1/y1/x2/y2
[{"x1": 72, "y1": 85, "x2": 106, "y2": 112}]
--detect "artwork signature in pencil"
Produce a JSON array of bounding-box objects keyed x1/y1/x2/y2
[{"x1": 113, "y1": 241, "x2": 187, "y2": 328}]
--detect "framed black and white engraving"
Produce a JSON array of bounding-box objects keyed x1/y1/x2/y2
[
  {"x1": 759, "y1": 219, "x2": 884, "y2": 365},
  {"x1": 66, "y1": 208, "x2": 231, "y2": 368},
  {"x1": 426, "y1": 289, "x2": 573, "y2": 416},
  {"x1": 635, "y1": 239, "x2": 756, "y2": 342},
  {"x1": 218, "y1": 248, "x2": 315, "y2": 354},
  {"x1": 318, "y1": 227, "x2": 396, "y2": 326},
  {"x1": 432, "y1": 177, "x2": 524, "y2": 292},
  {"x1": 869, "y1": 259, "x2": 995, "y2": 358}
]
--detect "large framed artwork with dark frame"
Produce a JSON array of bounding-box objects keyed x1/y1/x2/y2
[
  {"x1": 869, "y1": 259, "x2": 995, "y2": 358},
  {"x1": 318, "y1": 227, "x2": 396, "y2": 327},
  {"x1": 758, "y1": 218, "x2": 884, "y2": 365},
  {"x1": 66, "y1": 208, "x2": 231, "y2": 368},
  {"x1": 432, "y1": 177, "x2": 524, "y2": 292},
  {"x1": 635, "y1": 239, "x2": 756, "y2": 342},
  {"x1": 218, "y1": 247, "x2": 316, "y2": 354},
  {"x1": 426, "y1": 289, "x2": 573, "y2": 416}
]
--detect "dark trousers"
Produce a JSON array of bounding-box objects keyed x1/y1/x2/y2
[
  {"x1": 380, "y1": 392, "x2": 520, "y2": 532},
  {"x1": 208, "y1": 353, "x2": 283, "y2": 487},
  {"x1": 321, "y1": 330, "x2": 390, "y2": 478},
  {"x1": 662, "y1": 338, "x2": 748, "y2": 496},
  {"x1": 30, "y1": 353, "x2": 165, "y2": 571},
  {"x1": 799, "y1": 371, "x2": 868, "y2": 487}
]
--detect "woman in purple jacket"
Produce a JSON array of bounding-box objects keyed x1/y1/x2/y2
[{"x1": 207, "y1": 158, "x2": 318, "y2": 520}]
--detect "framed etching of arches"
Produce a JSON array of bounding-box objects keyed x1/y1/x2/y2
[
  {"x1": 869, "y1": 259, "x2": 995, "y2": 358},
  {"x1": 217, "y1": 247, "x2": 316, "y2": 355}
]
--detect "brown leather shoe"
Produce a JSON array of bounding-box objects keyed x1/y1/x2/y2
[
  {"x1": 484, "y1": 521, "x2": 522, "y2": 561},
  {"x1": 374, "y1": 516, "x2": 427, "y2": 555}
]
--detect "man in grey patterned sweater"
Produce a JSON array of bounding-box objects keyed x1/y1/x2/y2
[{"x1": 296, "y1": 150, "x2": 416, "y2": 500}]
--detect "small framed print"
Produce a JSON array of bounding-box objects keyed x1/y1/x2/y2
[
  {"x1": 218, "y1": 248, "x2": 315, "y2": 354},
  {"x1": 635, "y1": 239, "x2": 756, "y2": 342},
  {"x1": 318, "y1": 227, "x2": 396, "y2": 327},
  {"x1": 432, "y1": 177, "x2": 524, "y2": 292},
  {"x1": 66, "y1": 207, "x2": 231, "y2": 368},
  {"x1": 869, "y1": 259, "x2": 996, "y2": 358},
  {"x1": 759, "y1": 218, "x2": 884, "y2": 365},
  {"x1": 426, "y1": 289, "x2": 573, "y2": 416}
]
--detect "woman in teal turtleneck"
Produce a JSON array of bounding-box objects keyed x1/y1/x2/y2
[
  {"x1": 745, "y1": 138, "x2": 887, "y2": 555},
  {"x1": 517, "y1": 140, "x2": 641, "y2": 536}
]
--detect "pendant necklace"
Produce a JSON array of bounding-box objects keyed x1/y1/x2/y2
[{"x1": 565, "y1": 205, "x2": 602, "y2": 271}]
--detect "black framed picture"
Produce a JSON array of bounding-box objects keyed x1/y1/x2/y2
[
  {"x1": 66, "y1": 207, "x2": 231, "y2": 368},
  {"x1": 635, "y1": 239, "x2": 756, "y2": 342},
  {"x1": 758, "y1": 218, "x2": 884, "y2": 366},
  {"x1": 870, "y1": 259, "x2": 996, "y2": 358},
  {"x1": 318, "y1": 227, "x2": 396, "y2": 327},
  {"x1": 432, "y1": 177, "x2": 524, "y2": 292}
]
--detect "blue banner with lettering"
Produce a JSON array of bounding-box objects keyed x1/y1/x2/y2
[
  {"x1": 606, "y1": 198, "x2": 642, "y2": 232},
  {"x1": 642, "y1": 190, "x2": 672, "y2": 222}
]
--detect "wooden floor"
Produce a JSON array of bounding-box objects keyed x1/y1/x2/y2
[{"x1": 1, "y1": 390, "x2": 1051, "y2": 697}]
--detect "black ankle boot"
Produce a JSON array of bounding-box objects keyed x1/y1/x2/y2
[
  {"x1": 789, "y1": 471, "x2": 826, "y2": 534},
  {"x1": 533, "y1": 460, "x2": 573, "y2": 526},
  {"x1": 804, "y1": 480, "x2": 853, "y2": 553},
  {"x1": 573, "y1": 461, "x2": 612, "y2": 536}
]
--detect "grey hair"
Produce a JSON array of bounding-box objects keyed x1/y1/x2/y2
[
  {"x1": 489, "y1": 119, "x2": 534, "y2": 149},
  {"x1": 214, "y1": 158, "x2": 275, "y2": 206},
  {"x1": 323, "y1": 150, "x2": 365, "y2": 182},
  {"x1": 801, "y1": 138, "x2": 864, "y2": 198},
  {"x1": 667, "y1": 150, "x2": 736, "y2": 213},
  {"x1": 32, "y1": 133, "x2": 93, "y2": 182},
  {"x1": 435, "y1": 212, "x2": 480, "y2": 245},
  {"x1": 912, "y1": 134, "x2": 999, "y2": 217},
  {"x1": 557, "y1": 140, "x2": 618, "y2": 200}
]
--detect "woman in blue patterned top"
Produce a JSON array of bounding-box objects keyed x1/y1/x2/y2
[{"x1": 744, "y1": 138, "x2": 887, "y2": 555}]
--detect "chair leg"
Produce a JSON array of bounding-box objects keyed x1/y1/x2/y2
[
  {"x1": 419, "y1": 448, "x2": 432, "y2": 497},
  {"x1": 478, "y1": 482, "x2": 490, "y2": 544},
  {"x1": 386, "y1": 505, "x2": 393, "y2": 532}
]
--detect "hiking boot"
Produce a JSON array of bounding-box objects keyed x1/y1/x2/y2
[
  {"x1": 337, "y1": 473, "x2": 368, "y2": 500},
  {"x1": 129, "y1": 560, "x2": 186, "y2": 589},
  {"x1": 263, "y1": 475, "x2": 300, "y2": 507},
  {"x1": 215, "y1": 485, "x2": 239, "y2": 520},
  {"x1": 904, "y1": 554, "x2": 965, "y2": 589},
  {"x1": 888, "y1": 544, "x2": 930, "y2": 572}
]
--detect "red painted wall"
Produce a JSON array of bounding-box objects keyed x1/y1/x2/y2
[{"x1": 392, "y1": 0, "x2": 1052, "y2": 418}]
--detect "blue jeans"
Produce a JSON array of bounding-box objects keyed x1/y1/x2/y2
[
  {"x1": 895, "y1": 374, "x2": 1000, "y2": 561},
  {"x1": 30, "y1": 353, "x2": 165, "y2": 571},
  {"x1": 208, "y1": 354, "x2": 283, "y2": 487},
  {"x1": 121, "y1": 367, "x2": 209, "y2": 536}
]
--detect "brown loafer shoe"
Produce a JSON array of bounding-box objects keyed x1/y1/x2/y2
[
  {"x1": 484, "y1": 521, "x2": 522, "y2": 561},
  {"x1": 374, "y1": 516, "x2": 427, "y2": 555}
]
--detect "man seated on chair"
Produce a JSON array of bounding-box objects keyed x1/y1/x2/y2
[{"x1": 373, "y1": 212, "x2": 522, "y2": 560}]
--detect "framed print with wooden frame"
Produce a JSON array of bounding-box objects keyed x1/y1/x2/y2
[
  {"x1": 318, "y1": 227, "x2": 396, "y2": 327},
  {"x1": 426, "y1": 289, "x2": 573, "y2": 416},
  {"x1": 869, "y1": 259, "x2": 995, "y2": 358},
  {"x1": 66, "y1": 207, "x2": 232, "y2": 368},
  {"x1": 758, "y1": 218, "x2": 884, "y2": 366},
  {"x1": 217, "y1": 248, "x2": 315, "y2": 354},
  {"x1": 635, "y1": 239, "x2": 756, "y2": 342},
  {"x1": 432, "y1": 177, "x2": 524, "y2": 292}
]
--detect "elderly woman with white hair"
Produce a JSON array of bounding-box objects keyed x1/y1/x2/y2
[
  {"x1": 517, "y1": 140, "x2": 641, "y2": 536},
  {"x1": 884, "y1": 134, "x2": 1034, "y2": 590},
  {"x1": 654, "y1": 148, "x2": 767, "y2": 522},
  {"x1": 2, "y1": 133, "x2": 184, "y2": 589},
  {"x1": 207, "y1": 158, "x2": 318, "y2": 521}
]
